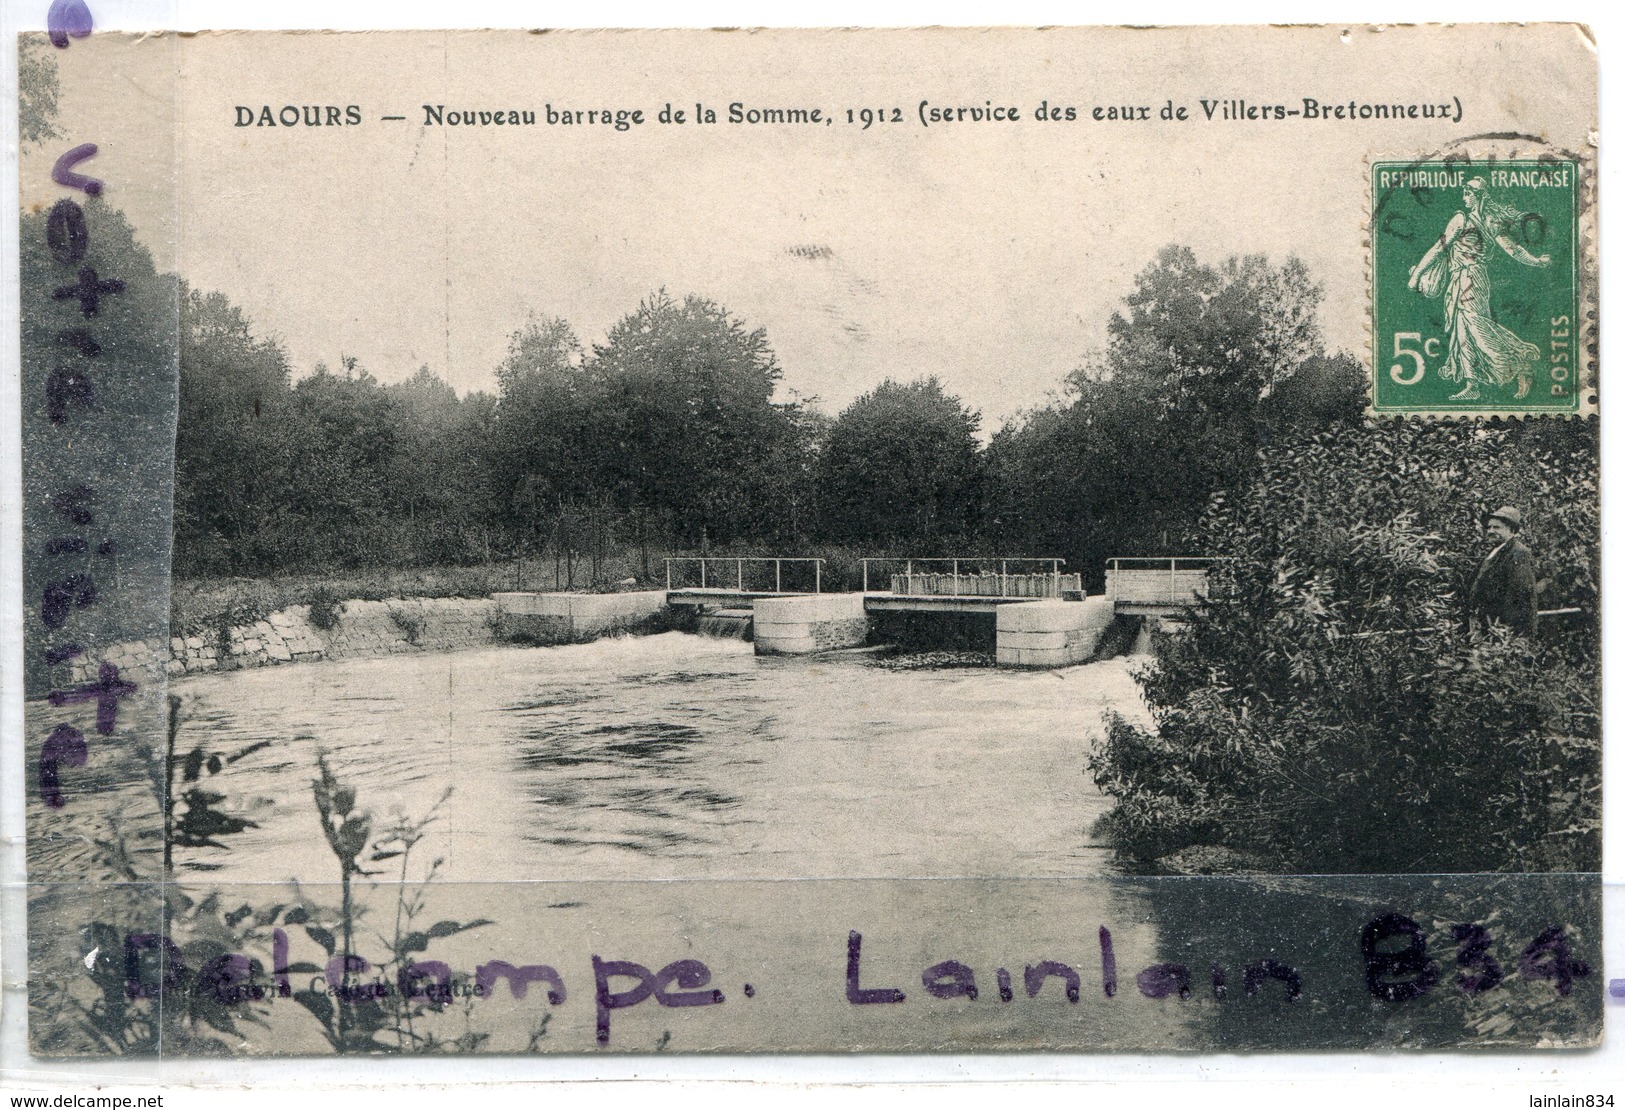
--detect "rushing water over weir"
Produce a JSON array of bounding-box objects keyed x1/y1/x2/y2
[
  {"x1": 693, "y1": 608, "x2": 753, "y2": 640},
  {"x1": 163, "y1": 632, "x2": 1145, "y2": 884}
]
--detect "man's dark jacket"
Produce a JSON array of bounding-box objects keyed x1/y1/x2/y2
[{"x1": 1469, "y1": 537, "x2": 1538, "y2": 635}]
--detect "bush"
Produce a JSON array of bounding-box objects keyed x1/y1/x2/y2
[
  {"x1": 1087, "y1": 420, "x2": 1600, "y2": 874},
  {"x1": 306, "y1": 586, "x2": 343, "y2": 630},
  {"x1": 387, "y1": 606, "x2": 423, "y2": 645}
]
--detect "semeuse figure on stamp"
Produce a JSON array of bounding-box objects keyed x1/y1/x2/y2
[
  {"x1": 1408, "y1": 176, "x2": 1551, "y2": 401},
  {"x1": 1468, "y1": 505, "x2": 1538, "y2": 636}
]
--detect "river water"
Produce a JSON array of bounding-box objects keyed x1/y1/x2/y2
[
  {"x1": 169, "y1": 632, "x2": 1149, "y2": 885},
  {"x1": 26, "y1": 632, "x2": 1598, "y2": 1053}
]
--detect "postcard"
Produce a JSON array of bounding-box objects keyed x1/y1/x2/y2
[{"x1": 9, "y1": 22, "x2": 1601, "y2": 1057}]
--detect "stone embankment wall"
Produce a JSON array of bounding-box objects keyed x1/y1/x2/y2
[
  {"x1": 65, "y1": 597, "x2": 501, "y2": 685},
  {"x1": 492, "y1": 590, "x2": 670, "y2": 643}
]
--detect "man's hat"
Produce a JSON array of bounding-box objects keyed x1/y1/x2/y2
[{"x1": 1485, "y1": 505, "x2": 1523, "y2": 531}]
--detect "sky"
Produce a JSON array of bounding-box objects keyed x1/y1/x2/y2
[{"x1": 22, "y1": 23, "x2": 1597, "y2": 430}]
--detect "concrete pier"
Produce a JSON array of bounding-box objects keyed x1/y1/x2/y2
[
  {"x1": 752, "y1": 594, "x2": 870, "y2": 655},
  {"x1": 995, "y1": 597, "x2": 1116, "y2": 668},
  {"x1": 494, "y1": 590, "x2": 670, "y2": 644}
]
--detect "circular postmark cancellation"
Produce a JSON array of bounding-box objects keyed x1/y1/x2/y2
[{"x1": 1369, "y1": 145, "x2": 1595, "y2": 419}]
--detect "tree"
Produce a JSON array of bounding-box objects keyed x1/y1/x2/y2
[
  {"x1": 754, "y1": 392, "x2": 830, "y2": 545},
  {"x1": 586, "y1": 291, "x2": 793, "y2": 545},
  {"x1": 173, "y1": 286, "x2": 293, "y2": 576},
  {"x1": 981, "y1": 403, "x2": 1093, "y2": 563},
  {"x1": 243, "y1": 357, "x2": 401, "y2": 571},
  {"x1": 486, "y1": 315, "x2": 595, "y2": 556},
  {"x1": 386, "y1": 366, "x2": 490, "y2": 564},
  {"x1": 1257, "y1": 351, "x2": 1366, "y2": 442},
  {"x1": 1086, "y1": 420, "x2": 1600, "y2": 874},
  {"x1": 1080, "y1": 248, "x2": 1331, "y2": 551},
  {"x1": 494, "y1": 315, "x2": 582, "y2": 399},
  {"x1": 20, "y1": 198, "x2": 180, "y2": 694},
  {"x1": 162, "y1": 289, "x2": 815, "y2": 582},
  {"x1": 816, "y1": 377, "x2": 982, "y2": 547},
  {"x1": 983, "y1": 247, "x2": 1361, "y2": 586},
  {"x1": 1097, "y1": 247, "x2": 1323, "y2": 405}
]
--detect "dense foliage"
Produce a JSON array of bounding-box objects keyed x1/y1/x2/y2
[
  {"x1": 173, "y1": 291, "x2": 816, "y2": 577},
  {"x1": 816, "y1": 377, "x2": 982, "y2": 546},
  {"x1": 171, "y1": 246, "x2": 1371, "y2": 583},
  {"x1": 172, "y1": 291, "x2": 988, "y2": 577},
  {"x1": 18, "y1": 36, "x2": 61, "y2": 149},
  {"x1": 20, "y1": 199, "x2": 180, "y2": 694},
  {"x1": 1087, "y1": 420, "x2": 1601, "y2": 874}
]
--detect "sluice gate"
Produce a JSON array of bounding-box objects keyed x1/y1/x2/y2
[{"x1": 496, "y1": 555, "x2": 1214, "y2": 668}]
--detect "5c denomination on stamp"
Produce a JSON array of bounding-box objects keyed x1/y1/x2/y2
[{"x1": 1371, "y1": 158, "x2": 1584, "y2": 417}]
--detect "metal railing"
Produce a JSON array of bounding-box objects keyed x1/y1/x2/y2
[
  {"x1": 860, "y1": 556, "x2": 1069, "y2": 598},
  {"x1": 1105, "y1": 556, "x2": 1218, "y2": 608},
  {"x1": 1106, "y1": 557, "x2": 1221, "y2": 569},
  {"x1": 665, "y1": 557, "x2": 823, "y2": 594}
]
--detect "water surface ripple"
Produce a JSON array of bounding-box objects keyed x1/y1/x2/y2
[{"x1": 168, "y1": 632, "x2": 1147, "y2": 883}]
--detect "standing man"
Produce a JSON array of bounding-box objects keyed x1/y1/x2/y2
[{"x1": 1468, "y1": 505, "x2": 1538, "y2": 635}]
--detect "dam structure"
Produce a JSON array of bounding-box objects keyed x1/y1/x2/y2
[{"x1": 494, "y1": 556, "x2": 1211, "y2": 669}]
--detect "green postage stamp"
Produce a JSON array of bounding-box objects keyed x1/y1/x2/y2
[{"x1": 1371, "y1": 159, "x2": 1586, "y2": 416}]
